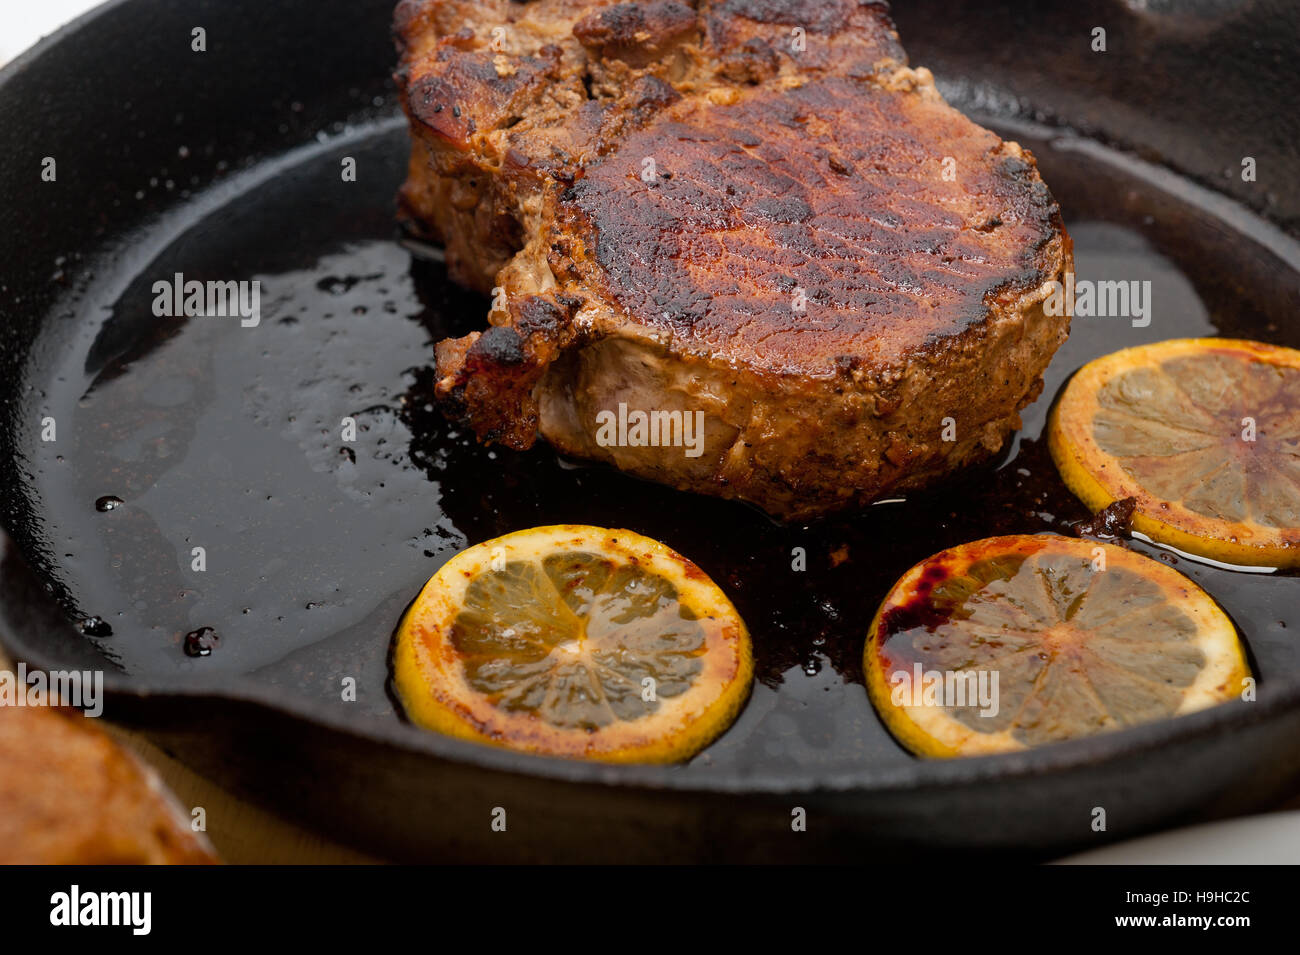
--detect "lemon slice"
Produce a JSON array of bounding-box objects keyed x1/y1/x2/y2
[
  {"x1": 864, "y1": 534, "x2": 1251, "y2": 757},
  {"x1": 1049, "y1": 337, "x2": 1300, "y2": 567},
  {"x1": 393, "y1": 525, "x2": 752, "y2": 763}
]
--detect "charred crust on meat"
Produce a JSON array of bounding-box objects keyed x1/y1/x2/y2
[
  {"x1": 555, "y1": 76, "x2": 1065, "y2": 375},
  {"x1": 440, "y1": 326, "x2": 542, "y2": 449},
  {"x1": 394, "y1": 0, "x2": 1073, "y2": 519},
  {"x1": 512, "y1": 295, "x2": 570, "y2": 336},
  {"x1": 406, "y1": 40, "x2": 565, "y2": 144},
  {"x1": 995, "y1": 154, "x2": 1033, "y2": 181},
  {"x1": 573, "y1": 1, "x2": 698, "y2": 59},
  {"x1": 627, "y1": 75, "x2": 681, "y2": 113},
  {"x1": 706, "y1": 0, "x2": 905, "y2": 78},
  {"x1": 408, "y1": 75, "x2": 463, "y2": 138},
  {"x1": 466, "y1": 325, "x2": 527, "y2": 367},
  {"x1": 716, "y1": 0, "x2": 862, "y2": 32}
]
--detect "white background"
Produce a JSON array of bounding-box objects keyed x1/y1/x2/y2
[{"x1": 0, "y1": 0, "x2": 101, "y2": 66}]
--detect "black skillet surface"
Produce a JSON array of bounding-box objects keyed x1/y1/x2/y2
[{"x1": 2, "y1": 0, "x2": 1299, "y2": 862}]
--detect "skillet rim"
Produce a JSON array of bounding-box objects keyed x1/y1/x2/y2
[
  {"x1": 1, "y1": 0, "x2": 1297, "y2": 801},
  {"x1": 3, "y1": 529, "x2": 1295, "y2": 797}
]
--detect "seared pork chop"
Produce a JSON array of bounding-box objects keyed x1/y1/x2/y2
[{"x1": 394, "y1": 0, "x2": 1072, "y2": 521}]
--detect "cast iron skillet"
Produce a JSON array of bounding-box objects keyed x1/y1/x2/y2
[{"x1": 2, "y1": 0, "x2": 1300, "y2": 862}]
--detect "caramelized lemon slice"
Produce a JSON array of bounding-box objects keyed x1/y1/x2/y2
[
  {"x1": 393, "y1": 525, "x2": 752, "y2": 763},
  {"x1": 864, "y1": 534, "x2": 1250, "y2": 757},
  {"x1": 1049, "y1": 338, "x2": 1300, "y2": 567}
]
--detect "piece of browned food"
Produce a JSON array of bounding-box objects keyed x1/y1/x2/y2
[
  {"x1": 395, "y1": 0, "x2": 1072, "y2": 521},
  {"x1": 0, "y1": 703, "x2": 218, "y2": 864}
]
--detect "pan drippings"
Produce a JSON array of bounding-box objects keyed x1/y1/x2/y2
[{"x1": 20, "y1": 119, "x2": 1300, "y2": 772}]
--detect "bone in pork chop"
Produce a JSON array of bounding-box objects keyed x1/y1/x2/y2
[{"x1": 393, "y1": 0, "x2": 1073, "y2": 521}]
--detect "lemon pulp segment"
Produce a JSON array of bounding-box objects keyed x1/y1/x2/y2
[
  {"x1": 393, "y1": 525, "x2": 752, "y2": 763},
  {"x1": 1050, "y1": 338, "x2": 1300, "y2": 566},
  {"x1": 864, "y1": 534, "x2": 1250, "y2": 757}
]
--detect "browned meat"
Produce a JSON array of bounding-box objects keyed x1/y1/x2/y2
[
  {"x1": 395, "y1": 0, "x2": 1072, "y2": 521},
  {"x1": 0, "y1": 703, "x2": 218, "y2": 864}
]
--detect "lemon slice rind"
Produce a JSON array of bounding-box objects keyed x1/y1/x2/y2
[
  {"x1": 1049, "y1": 337, "x2": 1300, "y2": 568},
  {"x1": 864, "y1": 534, "x2": 1251, "y2": 758},
  {"x1": 393, "y1": 524, "x2": 752, "y2": 764}
]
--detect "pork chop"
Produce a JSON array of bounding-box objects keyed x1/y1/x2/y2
[{"x1": 394, "y1": 0, "x2": 1073, "y2": 521}]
